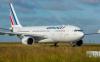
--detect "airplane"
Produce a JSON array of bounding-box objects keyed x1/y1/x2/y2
[{"x1": 0, "y1": 2, "x2": 95, "y2": 47}]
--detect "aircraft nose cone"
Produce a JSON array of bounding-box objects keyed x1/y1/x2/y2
[{"x1": 78, "y1": 32, "x2": 84, "y2": 39}]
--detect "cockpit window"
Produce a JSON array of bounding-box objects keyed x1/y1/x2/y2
[{"x1": 74, "y1": 30, "x2": 83, "y2": 32}]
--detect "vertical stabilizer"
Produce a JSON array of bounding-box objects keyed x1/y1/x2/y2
[{"x1": 9, "y1": 2, "x2": 22, "y2": 28}]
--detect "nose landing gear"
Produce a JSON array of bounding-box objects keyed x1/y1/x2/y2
[{"x1": 71, "y1": 40, "x2": 83, "y2": 47}]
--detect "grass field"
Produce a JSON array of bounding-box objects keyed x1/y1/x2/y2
[{"x1": 0, "y1": 42, "x2": 100, "y2": 62}]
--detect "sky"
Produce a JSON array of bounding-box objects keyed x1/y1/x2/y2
[{"x1": 0, "y1": 0, "x2": 100, "y2": 43}]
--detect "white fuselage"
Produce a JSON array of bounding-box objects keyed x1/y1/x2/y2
[{"x1": 13, "y1": 25, "x2": 84, "y2": 43}]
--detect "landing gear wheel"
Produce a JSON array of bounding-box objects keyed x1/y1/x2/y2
[
  {"x1": 54, "y1": 42, "x2": 58, "y2": 46},
  {"x1": 76, "y1": 40, "x2": 83, "y2": 46},
  {"x1": 71, "y1": 40, "x2": 83, "y2": 47}
]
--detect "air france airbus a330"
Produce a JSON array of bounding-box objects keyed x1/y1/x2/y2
[{"x1": 0, "y1": 2, "x2": 86, "y2": 47}]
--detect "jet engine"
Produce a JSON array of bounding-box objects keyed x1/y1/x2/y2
[{"x1": 22, "y1": 36, "x2": 35, "y2": 45}]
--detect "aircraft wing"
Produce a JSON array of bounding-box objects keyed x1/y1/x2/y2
[
  {"x1": 0, "y1": 31, "x2": 21, "y2": 35},
  {"x1": 84, "y1": 30, "x2": 100, "y2": 35},
  {"x1": 84, "y1": 33, "x2": 99, "y2": 35},
  {"x1": 0, "y1": 31, "x2": 46, "y2": 38}
]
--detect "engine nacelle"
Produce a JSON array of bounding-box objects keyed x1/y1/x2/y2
[{"x1": 22, "y1": 36, "x2": 35, "y2": 45}]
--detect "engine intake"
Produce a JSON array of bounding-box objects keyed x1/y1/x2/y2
[{"x1": 27, "y1": 38, "x2": 33, "y2": 45}]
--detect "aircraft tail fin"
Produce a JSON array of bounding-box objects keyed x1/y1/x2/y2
[{"x1": 9, "y1": 2, "x2": 22, "y2": 29}]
